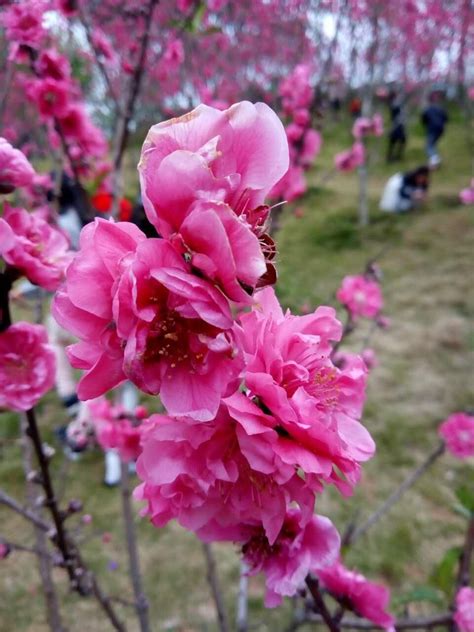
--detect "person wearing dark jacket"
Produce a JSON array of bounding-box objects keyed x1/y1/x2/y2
[
  {"x1": 421, "y1": 93, "x2": 448, "y2": 167},
  {"x1": 387, "y1": 92, "x2": 407, "y2": 162}
]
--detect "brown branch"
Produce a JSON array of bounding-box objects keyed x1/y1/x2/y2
[
  {"x1": 0, "y1": 60, "x2": 14, "y2": 124},
  {"x1": 0, "y1": 537, "x2": 55, "y2": 561},
  {"x1": 21, "y1": 413, "x2": 66, "y2": 632},
  {"x1": 120, "y1": 461, "x2": 150, "y2": 632},
  {"x1": 305, "y1": 576, "x2": 340, "y2": 632},
  {"x1": 347, "y1": 442, "x2": 445, "y2": 545},
  {"x1": 295, "y1": 611, "x2": 452, "y2": 630},
  {"x1": 111, "y1": 0, "x2": 159, "y2": 216},
  {"x1": 0, "y1": 488, "x2": 51, "y2": 532},
  {"x1": 202, "y1": 542, "x2": 230, "y2": 632},
  {"x1": 455, "y1": 514, "x2": 474, "y2": 591},
  {"x1": 76, "y1": 4, "x2": 122, "y2": 114}
]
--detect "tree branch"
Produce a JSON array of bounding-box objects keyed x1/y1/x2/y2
[
  {"x1": 305, "y1": 575, "x2": 339, "y2": 632},
  {"x1": 202, "y1": 542, "x2": 230, "y2": 632},
  {"x1": 347, "y1": 442, "x2": 445, "y2": 545},
  {"x1": 120, "y1": 461, "x2": 150, "y2": 632}
]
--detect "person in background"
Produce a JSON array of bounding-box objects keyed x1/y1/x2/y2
[
  {"x1": 380, "y1": 165, "x2": 430, "y2": 213},
  {"x1": 387, "y1": 91, "x2": 407, "y2": 162},
  {"x1": 421, "y1": 92, "x2": 448, "y2": 168},
  {"x1": 349, "y1": 95, "x2": 362, "y2": 119}
]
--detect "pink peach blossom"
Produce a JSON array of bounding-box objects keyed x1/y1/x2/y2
[
  {"x1": 28, "y1": 78, "x2": 71, "y2": 119},
  {"x1": 1, "y1": 1, "x2": 46, "y2": 50},
  {"x1": 318, "y1": 560, "x2": 394, "y2": 629},
  {"x1": 270, "y1": 165, "x2": 307, "y2": 202},
  {"x1": 138, "y1": 101, "x2": 289, "y2": 237},
  {"x1": 53, "y1": 219, "x2": 241, "y2": 420},
  {"x1": 334, "y1": 142, "x2": 365, "y2": 172},
  {"x1": 300, "y1": 129, "x2": 322, "y2": 167},
  {"x1": 243, "y1": 509, "x2": 340, "y2": 607},
  {"x1": 352, "y1": 114, "x2": 384, "y2": 139},
  {"x1": 0, "y1": 322, "x2": 56, "y2": 412},
  {"x1": 36, "y1": 49, "x2": 71, "y2": 81},
  {"x1": 336, "y1": 275, "x2": 383, "y2": 320},
  {"x1": 2, "y1": 205, "x2": 72, "y2": 291},
  {"x1": 455, "y1": 587, "x2": 474, "y2": 632},
  {"x1": 459, "y1": 180, "x2": 474, "y2": 205},
  {"x1": 234, "y1": 287, "x2": 375, "y2": 496},
  {"x1": 0, "y1": 138, "x2": 36, "y2": 194},
  {"x1": 438, "y1": 412, "x2": 474, "y2": 460},
  {"x1": 136, "y1": 404, "x2": 316, "y2": 545}
]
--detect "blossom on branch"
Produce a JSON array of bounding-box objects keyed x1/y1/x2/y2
[
  {"x1": 0, "y1": 322, "x2": 55, "y2": 412},
  {"x1": 2, "y1": 204, "x2": 72, "y2": 291},
  {"x1": 438, "y1": 412, "x2": 474, "y2": 460},
  {"x1": 455, "y1": 587, "x2": 474, "y2": 632},
  {"x1": 235, "y1": 287, "x2": 375, "y2": 495},
  {"x1": 317, "y1": 560, "x2": 394, "y2": 629},
  {"x1": 0, "y1": 138, "x2": 36, "y2": 194},
  {"x1": 242, "y1": 509, "x2": 340, "y2": 607},
  {"x1": 53, "y1": 219, "x2": 241, "y2": 420},
  {"x1": 336, "y1": 275, "x2": 383, "y2": 320}
]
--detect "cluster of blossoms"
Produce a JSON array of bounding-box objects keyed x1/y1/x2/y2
[
  {"x1": 455, "y1": 587, "x2": 474, "y2": 632},
  {"x1": 0, "y1": 140, "x2": 74, "y2": 412},
  {"x1": 52, "y1": 101, "x2": 386, "y2": 608},
  {"x1": 1, "y1": 1, "x2": 108, "y2": 176},
  {"x1": 334, "y1": 113, "x2": 383, "y2": 173},
  {"x1": 271, "y1": 64, "x2": 322, "y2": 202}
]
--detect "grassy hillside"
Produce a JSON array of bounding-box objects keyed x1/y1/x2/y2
[{"x1": 0, "y1": 106, "x2": 472, "y2": 631}]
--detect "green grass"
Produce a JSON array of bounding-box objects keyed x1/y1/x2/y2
[{"x1": 1, "y1": 108, "x2": 473, "y2": 631}]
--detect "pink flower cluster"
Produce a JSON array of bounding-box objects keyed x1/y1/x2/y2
[
  {"x1": 438, "y1": 412, "x2": 474, "y2": 460},
  {"x1": 0, "y1": 322, "x2": 55, "y2": 412},
  {"x1": 54, "y1": 102, "x2": 378, "y2": 608},
  {"x1": 352, "y1": 114, "x2": 384, "y2": 139},
  {"x1": 318, "y1": 560, "x2": 394, "y2": 629},
  {"x1": 3, "y1": 2, "x2": 108, "y2": 172},
  {"x1": 271, "y1": 64, "x2": 321, "y2": 202},
  {"x1": 2, "y1": 204, "x2": 72, "y2": 292},
  {"x1": 334, "y1": 114, "x2": 382, "y2": 173},
  {"x1": 0, "y1": 138, "x2": 36, "y2": 194},
  {"x1": 336, "y1": 274, "x2": 383, "y2": 320}
]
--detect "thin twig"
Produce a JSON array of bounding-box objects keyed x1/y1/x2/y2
[
  {"x1": 455, "y1": 514, "x2": 474, "y2": 590},
  {"x1": 111, "y1": 0, "x2": 159, "y2": 216},
  {"x1": 305, "y1": 575, "x2": 339, "y2": 632},
  {"x1": 120, "y1": 461, "x2": 150, "y2": 632},
  {"x1": 348, "y1": 442, "x2": 445, "y2": 545},
  {"x1": 202, "y1": 542, "x2": 230, "y2": 632},
  {"x1": 0, "y1": 488, "x2": 51, "y2": 532},
  {"x1": 295, "y1": 611, "x2": 452, "y2": 630}
]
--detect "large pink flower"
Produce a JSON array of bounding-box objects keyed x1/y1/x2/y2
[
  {"x1": 318, "y1": 560, "x2": 394, "y2": 629},
  {"x1": 455, "y1": 587, "x2": 474, "y2": 632},
  {"x1": 136, "y1": 404, "x2": 317, "y2": 545},
  {"x1": 0, "y1": 138, "x2": 36, "y2": 194},
  {"x1": 242, "y1": 509, "x2": 340, "y2": 607},
  {"x1": 234, "y1": 287, "x2": 375, "y2": 495},
  {"x1": 438, "y1": 412, "x2": 474, "y2": 460},
  {"x1": 336, "y1": 274, "x2": 383, "y2": 320},
  {"x1": 0, "y1": 322, "x2": 56, "y2": 412},
  {"x1": 334, "y1": 142, "x2": 365, "y2": 172},
  {"x1": 139, "y1": 101, "x2": 288, "y2": 235},
  {"x1": 2, "y1": 205, "x2": 72, "y2": 291},
  {"x1": 53, "y1": 219, "x2": 241, "y2": 420}
]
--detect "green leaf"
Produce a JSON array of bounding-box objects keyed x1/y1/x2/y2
[
  {"x1": 455, "y1": 485, "x2": 474, "y2": 514},
  {"x1": 393, "y1": 585, "x2": 444, "y2": 607},
  {"x1": 430, "y1": 546, "x2": 462, "y2": 597}
]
